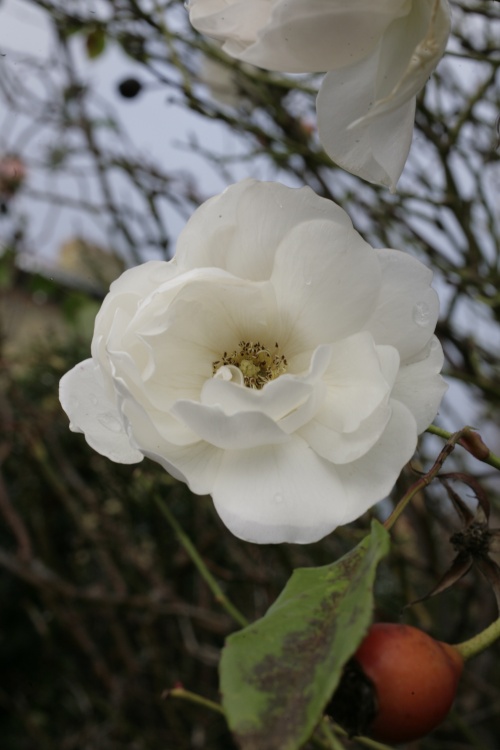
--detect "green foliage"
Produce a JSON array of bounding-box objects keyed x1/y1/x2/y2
[
  {"x1": 0, "y1": 250, "x2": 15, "y2": 289},
  {"x1": 85, "y1": 27, "x2": 107, "y2": 59},
  {"x1": 220, "y1": 522, "x2": 389, "y2": 750}
]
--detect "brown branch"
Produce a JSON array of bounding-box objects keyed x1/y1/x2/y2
[
  {"x1": 0, "y1": 547, "x2": 229, "y2": 630},
  {"x1": 0, "y1": 445, "x2": 33, "y2": 562}
]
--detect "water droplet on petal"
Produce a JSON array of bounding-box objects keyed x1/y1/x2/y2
[
  {"x1": 305, "y1": 279, "x2": 312, "y2": 286},
  {"x1": 412, "y1": 302, "x2": 431, "y2": 327},
  {"x1": 274, "y1": 492, "x2": 284, "y2": 504},
  {"x1": 98, "y1": 413, "x2": 123, "y2": 433}
]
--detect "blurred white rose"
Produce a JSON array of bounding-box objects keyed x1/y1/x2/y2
[
  {"x1": 196, "y1": 42, "x2": 253, "y2": 109},
  {"x1": 199, "y1": 54, "x2": 243, "y2": 107},
  {"x1": 60, "y1": 179, "x2": 446, "y2": 544},
  {"x1": 187, "y1": 0, "x2": 451, "y2": 190}
]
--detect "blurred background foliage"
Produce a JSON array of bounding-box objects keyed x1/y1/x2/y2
[{"x1": 1, "y1": 0, "x2": 500, "y2": 748}]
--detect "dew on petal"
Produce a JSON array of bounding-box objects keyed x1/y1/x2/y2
[
  {"x1": 97, "y1": 413, "x2": 124, "y2": 433},
  {"x1": 412, "y1": 302, "x2": 431, "y2": 327}
]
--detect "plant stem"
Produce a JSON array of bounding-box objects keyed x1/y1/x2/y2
[
  {"x1": 153, "y1": 495, "x2": 249, "y2": 628},
  {"x1": 454, "y1": 617, "x2": 500, "y2": 661},
  {"x1": 426, "y1": 424, "x2": 500, "y2": 471},
  {"x1": 318, "y1": 719, "x2": 346, "y2": 749},
  {"x1": 354, "y1": 737, "x2": 398, "y2": 750},
  {"x1": 331, "y1": 722, "x2": 395, "y2": 750},
  {"x1": 166, "y1": 686, "x2": 225, "y2": 714},
  {"x1": 384, "y1": 427, "x2": 471, "y2": 531}
]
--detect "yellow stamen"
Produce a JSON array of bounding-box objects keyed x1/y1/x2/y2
[{"x1": 212, "y1": 340, "x2": 287, "y2": 389}]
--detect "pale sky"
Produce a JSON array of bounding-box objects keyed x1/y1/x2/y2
[{"x1": 0, "y1": 0, "x2": 273, "y2": 265}]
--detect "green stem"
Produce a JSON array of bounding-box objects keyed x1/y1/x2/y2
[
  {"x1": 426, "y1": 424, "x2": 462, "y2": 441},
  {"x1": 331, "y1": 722, "x2": 395, "y2": 750},
  {"x1": 354, "y1": 737, "x2": 398, "y2": 750},
  {"x1": 426, "y1": 424, "x2": 500, "y2": 471},
  {"x1": 454, "y1": 617, "x2": 500, "y2": 661},
  {"x1": 167, "y1": 686, "x2": 225, "y2": 715},
  {"x1": 154, "y1": 496, "x2": 248, "y2": 628},
  {"x1": 318, "y1": 719, "x2": 346, "y2": 749}
]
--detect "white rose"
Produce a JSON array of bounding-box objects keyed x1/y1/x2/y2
[
  {"x1": 187, "y1": 0, "x2": 451, "y2": 190},
  {"x1": 60, "y1": 179, "x2": 446, "y2": 544},
  {"x1": 197, "y1": 44, "x2": 254, "y2": 109},
  {"x1": 199, "y1": 54, "x2": 242, "y2": 107}
]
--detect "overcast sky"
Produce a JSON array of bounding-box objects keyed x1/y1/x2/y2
[{"x1": 0, "y1": 0, "x2": 269, "y2": 265}]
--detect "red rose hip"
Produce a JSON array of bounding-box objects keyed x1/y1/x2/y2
[{"x1": 354, "y1": 623, "x2": 463, "y2": 743}]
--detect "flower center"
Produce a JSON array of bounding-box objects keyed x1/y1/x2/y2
[{"x1": 212, "y1": 340, "x2": 288, "y2": 389}]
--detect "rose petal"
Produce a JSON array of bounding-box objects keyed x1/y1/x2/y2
[
  {"x1": 107, "y1": 259, "x2": 180, "y2": 298},
  {"x1": 225, "y1": 0, "x2": 410, "y2": 73},
  {"x1": 271, "y1": 220, "x2": 380, "y2": 353},
  {"x1": 364, "y1": 248, "x2": 439, "y2": 361},
  {"x1": 335, "y1": 400, "x2": 418, "y2": 525},
  {"x1": 211, "y1": 435, "x2": 348, "y2": 544},
  {"x1": 92, "y1": 260, "x2": 180, "y2": 352},
  {"x1": 298, "y1": 337, "x2": 399, "y2": 463},
  {"x1": 92, "y1": 260, "x2": 182, "y2": 384},
  {"x1": 117, "y1": 391, "x2": 224, "y2": 494},
  {"x1": 212, "y1": 403, "x2": 416, "y2": 543},
  {"x1": 358, "y1": 0, "x2": 451, "y2": 123},
  {"x1": 376, "y1": 344, "x2": 401, "y2": 390},
  {"x1": 299, "y1": 399, "x2": 391, "y2": 465},
  {"x1": 188, "y1": 0, "x2": 272, "y2": 52},
  {"x1": 317, "y1": 58, "x2": 416, "y2": 189},
  {"x1": 110, "y1": 356, "x2": 199, "y2": 447},
  {"x1": 392, "y1": 336, "x2": 447, "y2": 432},
  {"x1": 320, "y1": 333, "x2": 397, "y2": 432},
  {"x1": 176, "y1": 179, "x2": 352, "y2": 281},
  {"x1": 171, "y1": 399, "x2": 290, "y2": 449},
  {"x1": 59, "y1": 359, "x2": 143, "y2": 464},
  {"x1": 202, "y1": 371, "x2": 313, "y2": 420}
]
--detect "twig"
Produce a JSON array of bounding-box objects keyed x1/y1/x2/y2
[
  {"x1": 0, "y1": 453, "x2": 32, "y2": 561},
  {"x1": 164, "y1": 686, "x2": 225, "y2": 715},
  {"x1": 153, "y1": 495, "x2": 249, "y2": 628},
  {"x1": 0, "y1": 547, "x2": 228, "y2": 627},
  {"x1": 384, "y1": 427, "x2": 474, "y2": 531},
  {"x1": 427, "y1": 424, "x2": 500, "y2": 471}
]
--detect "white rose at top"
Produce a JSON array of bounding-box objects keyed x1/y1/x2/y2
[
  {"x1": 60, "y1": 179, "x2": 446, "y2": 544},
  {"x1": 187, "y1": 0, "x2": 451, "y2": 190}
]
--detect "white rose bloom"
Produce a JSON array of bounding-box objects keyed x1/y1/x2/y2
[
  {"x1": 60, "y1": 180, "x2": 446, "y2": 544},
  {"x1": 187, "y1": 0, "x2": 451, "y2": 190},
  {"x1": 200, "y1": 54, "x2": 242, "y2": 107}
]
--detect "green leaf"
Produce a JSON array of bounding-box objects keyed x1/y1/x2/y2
[
  {"x1": 220, "y1": 520, "x2": 390, "y2": 750},
  {"x1": 85, "y1": 28, "x2": 107, "y2": 60}
]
